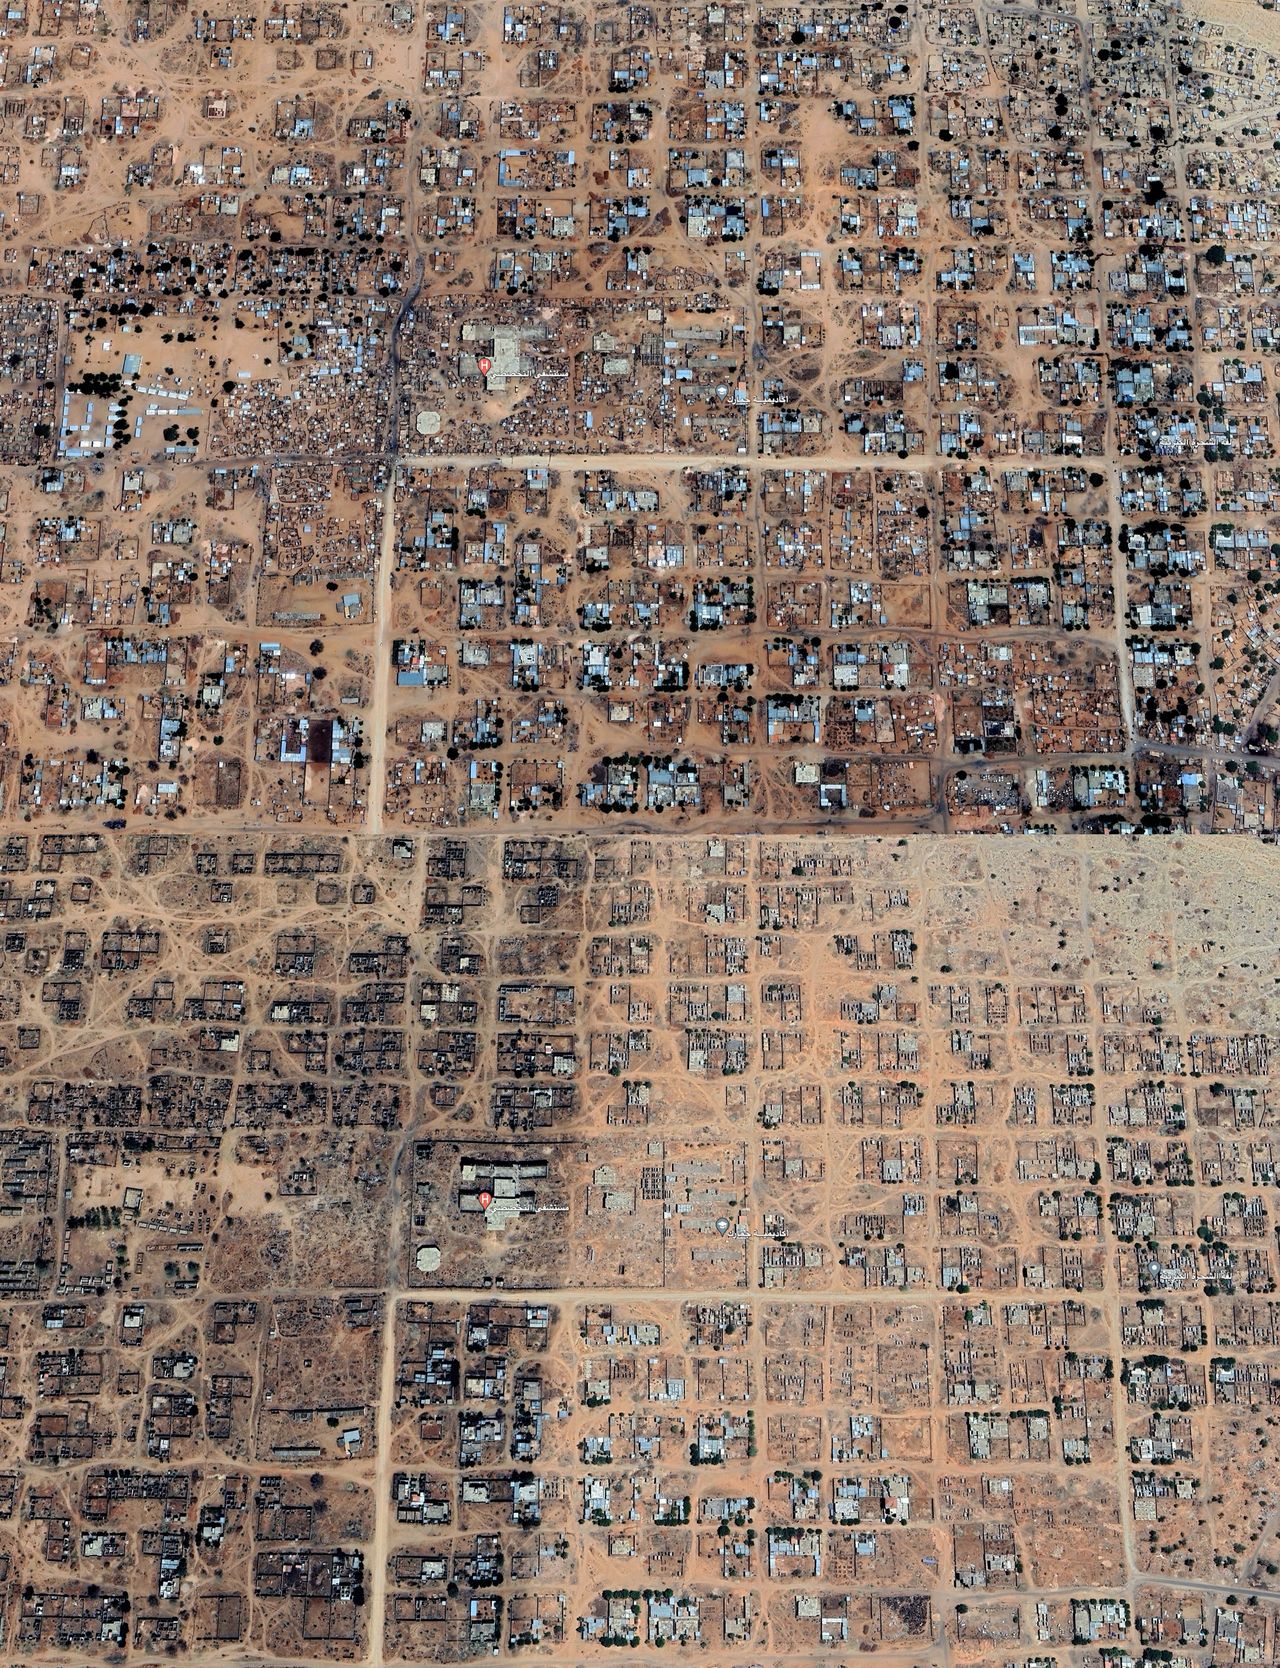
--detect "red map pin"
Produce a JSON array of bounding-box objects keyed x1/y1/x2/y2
[
  {"x1": 478, "y1": 1189, "x2": 493, "y2": 1209},
  {"x1": 477, "y1": 356, "x2": 492, "y2": 376}
]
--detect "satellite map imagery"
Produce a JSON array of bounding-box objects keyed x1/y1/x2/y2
[{"x1": 7, "y1": 0, "x2": 1280, "y2": 1663}]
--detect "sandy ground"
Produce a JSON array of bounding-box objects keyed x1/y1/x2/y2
[{"x1": 1182, "y1": 0, "x2": 1280, "y2": 53}]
